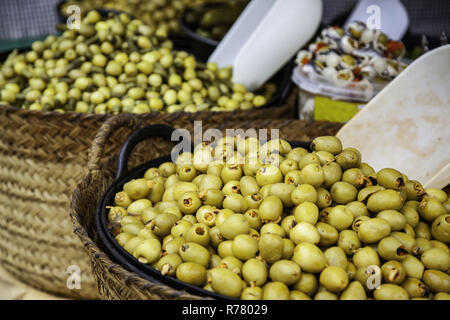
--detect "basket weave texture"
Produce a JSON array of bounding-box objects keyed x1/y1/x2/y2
[
  {"x1": 0, "y1": 90, "x2": 298, "y2": 299},
  {"x1": 70, "y1": 113, "x2": 342, "y2": 300}
]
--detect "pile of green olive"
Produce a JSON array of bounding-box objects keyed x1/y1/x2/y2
[
  {"x1": 60, "y1": 0, "x2": 212, "y2": 35},
  {"x1": 0, "y1": 11, "x2": 273, "y2": 114},
  {"x1": 108, "y1": 135, "x2": 450, "y2": 300}
]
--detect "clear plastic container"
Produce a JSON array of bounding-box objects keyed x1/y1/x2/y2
[{"x1": 291, "y1": 65, "x2": 387, "y2": 122}]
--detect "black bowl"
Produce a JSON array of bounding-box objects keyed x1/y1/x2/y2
[{"x1": 95, "y1": 124, "x2": 311, "y2": 300}]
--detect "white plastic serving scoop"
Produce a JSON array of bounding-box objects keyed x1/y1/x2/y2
[
  {"x1": 208, "y1": 0, "x2": 323, "y2": 91},
  {"x1": 336, "y1": 45, "x2": 450, "y2": 189}
]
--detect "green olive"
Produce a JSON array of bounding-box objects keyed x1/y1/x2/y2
[
  {"x1": 291, "y1": 184, "x2": 318, "y2": 205},
  {"x1": 256, "y1": 165, "x2": 283, "y2": 186},
  {"x1": 241, "y1": 287, "x2": 263, "y2": 300},
  {"x1": 402, "y1": 254, "x2": 425, "y2": 279},
  {"x1": 282, "y1": 238, "x2": 295, "y2": 260},
  {"x1": 269, "y1": 260, "x2": 301, "y2": 285},
  {"x1": 208, "y1": 267, "x2": 243, "y2": 298},
  {"x1": 401, "y1": 206, "x2": 420, "y2": 228},
  {"x1": 298, "y1": 152, "x2": 321, "y2": 170},
  {"x1": 346, "y1": 201, "x2": 369, "y2": 218},
  {"x1": 376, "y1": 210, "x2": 407, "y2": 232},
  {"x1": 242, "y1": 258, "x2": 268, "y2": 286},
  {"x1": 215, "y1": 209, "x2": 234, "y2": 227},
  {"x1": 290, "y1": 222, "x2": 320, "y2": 245},
  {"x1": 132, "y1": 238, "x2": 161, "y2": 264},
  {"x1": 402, "y1": 278, "x2": 431, "y2": 299},
  {"x1": 115, "y1": 233, "x2": 134, "y2": 247},
  {"x1": 198, "y1": 174, "x2": 223, "y2": 192},
  {"x1": 376, "y1": 168, "x2": 405, "y2": 190},
  {"x1": 259, "y1": 233, "x2": 284, "y2": 264},
  {"x1": 327, "y1": 205, "x2": 354, "y2": 231},
  {"x1": 127, "y1": 199, "x2": 152, "y2": 216},
  {"x1": 431, "y1": 214, "x2": 450, "y2": 243},
  {"x1": 184, "y1": 223, "x2": 210, "y2": 247},
  {"x1": 324, "y1": 246, "x2": 348, "y2": 269},
  {"x1": 381, "y1": 260, "x2": 406, "y2": 284},
  {"x1": 357, "y1": 185, "x2": 384, "y2": 202},
  {"x1": 284, "y1": 170, "x2": 303, "y2": 186},
  {"x1": 390, "y1": 232, "x2": 417, "y2": 252},
  {"x1": 163, "y1": 237, "x2": 185, "y2": 255},
  {"x1": 403, "y1": 180, "x2": 425, "y2": 201},
  {"x1": 299, "y1": 164, "x2": 325, "y2": 188},
  {"x1": 219, "y1": 256, "x2": 243, "y2": 275},
  {"x1": 260, "y1": 222, "x2": 286, "y2": 237},
  {"x1": 315, "y1": 222, "x2": 339, "y2": 247},
  {"x1": 434, "y1": 292, "x2": 450, "y2": 300},
  {"x1": 281, "y1": 215, "x2": 297, "y2": 235},
  {"x1": 358, "y1": 218, "x2": 391, "y2": 244},
  {"x1": 422, "y1": 270, "x2": 450, "y2": 293},
  {"x1": 322, "y1": 162, "x2": 343, "y2": 188},
  {"x1": 292, "y1": 242, "x2": 326, "y2": 273},
  {"x1": 239, "y1": 176, "x2": 260, "y2": 196},
  {"x1": 373, "y1": 284, "x2": 409, "y2": 300},
  {"x1": 150, "y1": 212, "x2": 179, "y2": 237},
  {"x1": 293, "y1": 273, "x2": 318, "y2": 297},
  {"x1": 353, "y1": 246, "x2": 380, "y2": 269},
  {"x1": 421, "y1": 247, "x2": 450, "y2": 271},
  {"x1": 231, "y1": 234, "x2": 258, "y2": 260},
  {"x1": 338, "y1": 230, "x2": 361, "y2": 255},
  {"x1": 266, "y1": 183, "x2": 295, "y2": 207},
  {"x1": 311, "y1": 136, "x2": 342, "y2": 155},
  {"x1": 342, "y1": 168, "x2": 366, "y2": 189},
  {"x1": 259, "y1": 195, "x2": 283, "y2": 222},
  {"x1": 262, "y1": 282, "x2": 290, "y2": 300},
  {"x1": 418, "y1": 197, "x2": 447, "y2": 222},
  {"x1": 415, "y1": 222, "x2": 432, "y2": 240},
  {"x1": 217, "y1": 240, "x2": 234, "y2": 258},
  {"x1": 179, "y1": 242, "x2": 210, "y2": 267},
  {"x1": 123, "y1": 178, "x2": 151, "y2": 200},
  {"x1": 176, "y1": 262, "x2": 207, "y2": 286},
  {"x1": 319, "y1": 266, "x2": 349, "y2": 292},
  {"x1": 221, "y1": 164, "x2": 243, "y2": 184},
  {"x1": 346, "y1": 262, "x2": 357, "y2": 281},
  {"x1": 340, "y1": 281, "x2": 367, "y2": 300},
  {"x1": 315, "y1": 151, "x2": 335, "y2": 165},
  {"x1": 243, "y1": 209, "x2": 262, "y2": 230},
  {"x1": 170, "y1": 220, "x2": 192, "y2": 238},
  {"x1": 290, "y1": 290, "x2": 312, "y2": 300},
  {"x1": 366, "y1": 189, "x2": 403, "y2": 212},
  {"x1": 154, "y1": 254, "x2": 183, "y2": 276},
  {"x1": 177, "y1": 191, "x2": 202, "y2": 214},
  {"x1": 219, "y1": 214, "x2": 250, "y2": 240},
  {"x1": 294, "y1": 202, "x2": 319, "y2": 225},
  {"x1": 195, "y1": 206, "x2": 218, "y2": 227},
  {"x1": 199, "y1": 189, "x2": 224, "y2": 207},
  {"x1": 223, "y1": 193, "x2": 248, "y2": 213},
  {"x1": 423, "y1": 188, "x2": 448, "y2": 203},
  {"x1": 313, "y1": 291, "x2": 338, "y2": 300},
  {"x1": 286, "y1": 147, "x2": 309, "y2": 162},
  {"x1": 280, "y1": 159, "x2": 299, "y2": 175}
]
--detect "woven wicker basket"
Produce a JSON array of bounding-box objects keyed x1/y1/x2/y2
[
  {"x1": 0, "y1": 89, "x2": 297, "y2": 299},
  {"x1": 69, "y1": 113, "x2": 342, "y2": 300}
]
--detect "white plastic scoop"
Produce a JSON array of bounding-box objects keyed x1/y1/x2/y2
[
  {"x1": 209, "y1": 0, "x2": 323, "y2": 91},
  {"x1": 336, "y1": 45, "x2": 450, "y2": 189}
]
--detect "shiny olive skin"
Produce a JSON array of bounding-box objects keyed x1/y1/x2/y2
[
  {"x1": 311, "y1": 136, "x2": 342, "y2": 155},
  {"x1": 219, "y1": 256, "x2": 243, "y2": 275},
  {"x1": 422, "y1": 269, "x2": 450, "y2": 293},
  {"x1": 342, "y1": 168, "x2": 366, "y2": 189},
  {"x1": 179, "y1": 242, "x2": 210, "y2": 267},
  {"x1": 338, "y1": 230, "x2": 361, "y2": 256},
  {"x1": 402, "y1": 278, "x2": 431, "y2": 299},
  {"x1": 359, "y1": 162, "x2": 375, "y2": 176},
  {"x1": 366, "y1": 189, "x2": 403, "y2": 212},
  {"x1": 290, "y1": 222, "x2": 320, "y2": 245},
  {"x1": 231, "y1": 234, "x2": 258, "y2": 260},
  {"x1": 269, "y1": 260, "x2": 301, "y2": 285},
  {"x1": 176, "y1": 262, "x2": 207, "y2": 286},
  {"x1": 315, "y1": 222, "x2": 339, "y2": 247},
  {"x1": 262, "y1": 282, "x2": 290, "y2": 300},
  {"x1": 418, "y1": 197, "x2": 447, "y2": 221},
  {"x1": 219, "y1": 214, "x2": 250, "y2": 240},
  {"x1": 377, "y1": 236, "x2": 409, "y2": 261},
  {"x1": 259, "y1": 233, "x2": 284, "y2": 264},
  {"x1": 376, "y1": 210, "x2": 407, "y2": 231},
  {"x1": 340, "y1": 281, "x2": 367, "y2": 300},
  {"x1": 415, "y1": 222, "x2": 432, "y2": 240},
  {"x1": 292, "y1": 242, "x2": 326, "y2": 273},
  {"x1": 327, "y1": 205, "x2": 354, "y2": 231},
  {"x1": 294, "y1": 202, "x2": 319, "y2": 225},
  {"x1": 335, "y1": 148, "x2": 361, "y2": 171},
  {"x1": 293, "y1": 273, "x2": 318, "y2": 297},
  {"x1": 353, "y1": 247, "x2": 380, "y2": 268},
  {"x1": 381, "y1": 260, "x2": 406, "y2": 284},
  {"x1": 242, "y1": 258, "x2": 268, "y2": 286},
  {"x1": 255, "y1": 165, "x2": 283, "y2": 186},
  {"x1": 291, "y1": 184, "x2": 318, "y2": 205},
  {"x1": 358, "y1": 218, "x2": 391, "y2": 244},
  {"x1": 298, "y1": 152, "x2": 321, "y2": 170},
  {"x1": 431, "y1": 214, "x2": 450, "y2": 243},
  {"x1": 376, "y1": 168, "x2": 405, "y2": 190},
  {"x1": 208, "y1": 267, "x2": 243, "y2": 298},
  {"x1": 290, "y1": 290, "x2": 312, "y2": 300},
  {"x1": 313, "y1": 291, "x2": 338, "y2": 300},
  {"x1": 319, "y1": 266, "x2": 349, "y2": 293},
  {"x1": 402, "y1": 254, "x2": 425, "y2": 279},
  {"x1": 373, "y1": 284, "x2": 409, "y2": 300},
  {"x1": 322, "y1": 162, "x2": 343, "y2": 188},
  {"x1": 330, "y1": 181, "x2": 358, "y2": 204},
  {"x1": 423, "y1": 188, "x2": 447, "y2": 203},
  {"x1": 346, "y1": 201, "x2": 369, "y2": 218},
  {"x1": 259, "y1": 195, "x2": 283, "y2": 222},
  {"x1": 241, "y1": 287, "x2": 263, "y2": 300},
  {"x1": 299, "y1": 164, "x2": 325, "y2": 188},
  {"x1": 421, "y1": 247, "x2": 450, "y2": 271},
  {"x1": 357, "y1": 185, "x2": 384, "y2": 202},
  {"x1": 324, "y1": 246, "x2": 347, "y2": 269}
]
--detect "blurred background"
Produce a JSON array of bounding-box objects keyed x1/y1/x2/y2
[{"x1": 1, "y1": 0, "x2": 449, "y2": 46}]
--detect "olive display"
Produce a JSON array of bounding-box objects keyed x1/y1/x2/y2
[
  {"x1": 108, "y1": 135, "x2": 450, "y2": 300},
  {"x1": 60, "y1": 0, "x2": 214, "y2": 35},
  {"x1": 0, "y1": 11, "x2": 273, "y2": 113}
]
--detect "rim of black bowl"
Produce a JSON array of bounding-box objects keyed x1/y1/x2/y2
[{"x1": 95, "y1": 140, "x2": 311, "y2": 300}]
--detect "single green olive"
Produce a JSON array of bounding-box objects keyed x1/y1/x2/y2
[
  {"x1": 421, "y1": 247, "x2": 450, "y2": 271},
  {"x1": 331, "y1": 181, "x2": 358, "y2": 204},
  {"x1": 298, "y1": 153, "x2": 321, "y2": 170},
  {"x1": 269, "y1": 260, "x2": 301, "y2": 286},
  {"x1": 401, "y1": 278, "x2": 431, "y2": 299},
  {"x1": 241, "y1": 287, "x2": 263, "y2": 300},
  {"x1": 377, "y1": 210, "x2": 407, "y2": 232},
  {"x1": 290, "y1": 290, "x2": 312, "y2": 300},
  {"x1": 335, "y1": 148, "x2": 361, "y2": 170},
  {"x1": 315, "y1": 222, "x2": 339, "y2": 247},
  {"x1": 184, "y1": 223, "x2": 211, "y2": 247},
  {"x1": 346, "y1": 201, "x2": 369, "y2": 218},
  {"x1": 353, "y1": 246, "x2": 380, "y2": 269},
  {"x1": 219, "y1": 214, "x2": 250, "y2": 240},
  {"x1": 262, "y1": 282, "x2": 290, "y2": 300},
  {"x1": 291, "y1": 184, "x2": 318, "y2": 205},
  {"x1": 231, "y1": 234, "x2": 258, "y2": 260},
  {"x1": 357, "y1": 218, "x2": 391, "y2": 244},
  {"x1": 293, "y1": 273, "x2": 318, "y2": 297},
  {"x1": 242, "y1": 258, "x2": 268, "y2": 286},
  {"x1": 376, "y1": 168, "x2": 405, "y2": 190},
  {"x1": 381, "y1": 260, "x2": 406, "y2": 284},
  {"x1": 294, "y1": 201, "x2": 319, "y2": 225},
  {"x1": 324, "y1": 246, "x2": 348, "y2": 269},
  {"x1": 259, "y1": 233, "x2": 284, "y2": 264},
  {"x1": 418, "y1": 197, "x2": 447, "y2": 222},
  {"x1": 311, "y1": 136, "x2": 342, "y2": 155},
  {"x1": 259, "y1": 195, "x2": 283, "y2": 222},
  {"x1": 422, "y1": 269, "x2": 450, "y2": 293},
  {"x1": 219, "y1": 256, "x2": 243, "y2": 275},
  {"x1": 290, "y1": 222, "x2": 320, "y2": 245},
  {"x1": 423, "y1": 188, "x2": 448, "y2": 203},
  {"x1": 319, "y1": 266, "x2": 349, "y2": 293},
  {"x1": 366, "y1": 189, "x2": 403, "y2": 212},
  {"x1": 292, "y1": 242, "x2": 327, "y2": 273},
  {"x1": 322, "y1": 162, "x2": 343, "y2": 188},
  {"x1": 208, "y1": 267, "x2": 243, "y2": 298},
  {"x1": 299, "y1": 163, "x2": 325, "y2": 188},
  {"x1": 340, "y1": 281, "x2": 367, "y2": 300},
  {"x1": 431, "y1": 214, "x2": 450, "y2": 243},
  {"x1": 338, "y1": 230, "x2": 361, "y2": 256},
  {"x1": 132, "y1": 238, "x2": 161, "y2": 264},
  {"x1": 402, "y1": 254, "x2": 425, "y2": 279},
  {"x1": 154, "y1": 253, "x2": 183, "y2": 276},
  {"x1": 176, "y1": 262, "x2": 207, "y2": 286},
  {"x1": 415, "y1": 222, "x2": 432, "y2": 240},
  {"x1": 327, "y1": 205, "x2": 354, "y2": 231},
  {"x1": 179, "y1": 242, "x2": 210, "y2": 267},
  {"x1": 373, "y1": 284, "x2": 409, "y2": 300},
  {"x1": 255, "y1": 165, "x2": 283, "y2": 186}
]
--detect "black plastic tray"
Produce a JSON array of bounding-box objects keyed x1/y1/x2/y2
[{"x1": 95, "y1": 124, "x2": 311, "y2": 300}]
